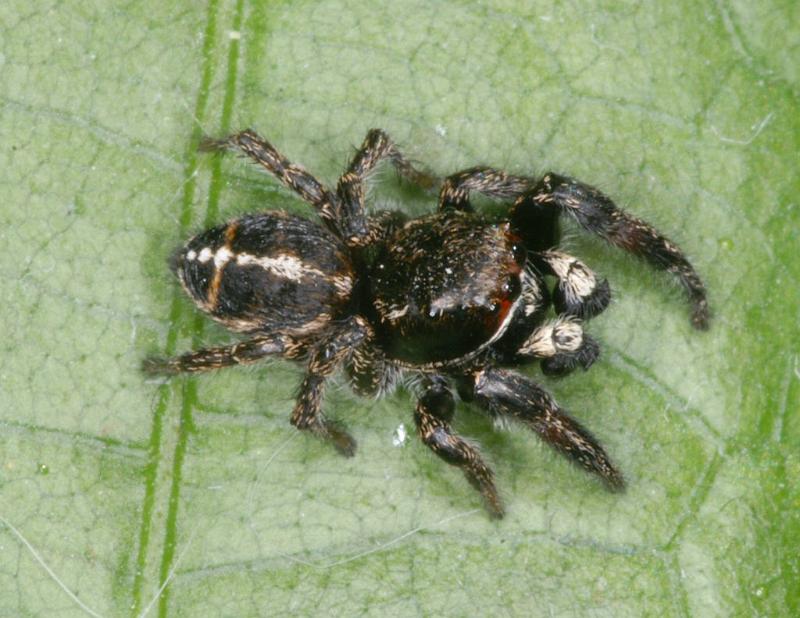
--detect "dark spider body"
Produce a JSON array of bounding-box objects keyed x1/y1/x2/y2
[
  {"x1": 367, "y1": 212, "x2": 527, "y2": 366},
  {"x1": 146, "y1": 129, "x2": 709, "y2": 517}
]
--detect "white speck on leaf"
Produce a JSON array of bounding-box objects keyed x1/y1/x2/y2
[{"x1": 392, "y1": 423, "x2": 407, "y2": 446}]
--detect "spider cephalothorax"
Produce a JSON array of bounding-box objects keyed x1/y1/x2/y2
[{"x1": 145, "y1": 129, "x2": 709, "y2": 517}]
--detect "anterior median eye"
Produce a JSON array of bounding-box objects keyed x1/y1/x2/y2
[{"x1": 502, "y1": 275, "x2": 521, "y2": 298}]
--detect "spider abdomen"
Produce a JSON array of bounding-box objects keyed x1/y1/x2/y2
[{"x1": 172, "y1": 211, "x2": 354, "y2": 334}]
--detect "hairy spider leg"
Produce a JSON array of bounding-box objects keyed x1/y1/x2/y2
[
  {"x1": 336, "y1": 129, "x2": 437, "y2": 244},
  {"x1": 199, "y1": 130, "x2": 341, "y2": 235},
  {"x1": 415, "y1": 376, "x2": 503, "y2": 517},
  {"x1": 515, "y1": 174, "x2": 709, "y2": 329},
  {"x1": 492, "y1": 250, "x2": 606, "y2": 374},
  {"x1": 471, "y1": 367, "x2": 625, "y2": 490},
  {"x1": 345, "y1": 340, "x2": 390, "y2": 398},
  {"x1": 290, "y1": 317, "x2": 369, "y2": 457},
  {"x1": 517, "y1": 316, "x2": 600, "y2": 377},
  {"x1": 533, "y1": 250, "x2": 611, "y2": 320},
  {"x1": 142, "y1": 333, "x2": 307, "y2": 375},
  {"x1": 438, "y1": 166, "x2": 533, "y2": 212}
]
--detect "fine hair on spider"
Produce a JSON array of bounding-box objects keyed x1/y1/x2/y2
[{"x1": 144, "y1": 128, "x2": 709, "y2": 517}]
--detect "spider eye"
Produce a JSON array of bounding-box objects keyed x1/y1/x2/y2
[{"x1": 501, "y1": 275, "x2": 521, "y2": 298}]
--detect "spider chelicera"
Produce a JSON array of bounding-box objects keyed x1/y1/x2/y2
[{"x1": 144, "y1": 129, "x2": 709, "y2": 517}]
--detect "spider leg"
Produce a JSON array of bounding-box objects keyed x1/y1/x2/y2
[
  {"x1": 414, "y1": 376, "x2": 503, "y2": 517},
  {"x1": 490, "y1": 253, "x2": 602, "y2": 375},
  {"x1": 438, "y1": 166, "x2": 533, "y2": 212},
  {"x1": 517, "y1": 316, "x2": 600, "y2": 377},
  {"x1": 345, "y1": 341, "x2": 396, "y2": 398},
  {"x1": 533, "y1": 250, "x2": 611, "y2": 320},
  {"x1": 142, "y1": 333, "x2": 306, "y2": 375},
  {"x1": 469, "y1": 367, "x2": 624, "y2": 490},
  {"x1": 199, "y1": 130, "x2": 341, "y2": 234},
  {"x1": 336, "y1": 129, "x2": 436, "y2": 244},
  {"x1": 290, "y1": 317, "x2": 369, "y2": 457},
  {"x1": 514, "y1": 174, "x2": 709, "y2": 329}
]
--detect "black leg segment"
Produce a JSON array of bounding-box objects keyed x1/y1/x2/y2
[
  {"x1": 516, "y1": 174, "x2": 709, "y2": 329},
  {"x1": 290, "y1": 317, "x2": 369, "y2": 457},
  {"x1": 414, "y1": 376, "x2": 503, "y2": 517},
  {"x1": 438, "y1": 166, "x2": 532, "y2": 212},
  {"x1": 336, "y1": 129, "x2": 436, "y2": 243},
  {"x1": 142, "y1": 333, "x2": 306, "y2": 376},
  {"x1": 345, "y1": 342, "x2": 392, "y2": 398},
  {"x1": 199, "y1": 130, "x2": 341, "y2": 235},
  {"x1": 471, "y1": 368, "x2": 625, "y2": 490}
]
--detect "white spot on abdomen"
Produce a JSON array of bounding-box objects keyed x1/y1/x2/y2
[
  {"x1": 197, "y1": 247, "x2": 214, "y2": 263},
  {"x1": 194, "y1": 246, "x2": 234, "y2": 269},
  {"x1": 214, "y1": 246, "x2": 233, "y2": 269}
]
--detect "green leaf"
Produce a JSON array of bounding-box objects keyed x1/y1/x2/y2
[{"x1": 1, "y1": 0, "x2": 798, "y2": 616}]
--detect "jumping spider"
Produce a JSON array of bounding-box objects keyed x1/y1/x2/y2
[{"x1": 144, "y1": 129, "x2": 709, "y2": 517}]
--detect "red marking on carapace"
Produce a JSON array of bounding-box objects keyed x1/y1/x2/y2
[
  {"x1": 484, "y1": 295, "x2": 515, "y2": 333},
  {"x1": 497, "y1": 296, "x2": 514, "y2": 325}
]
